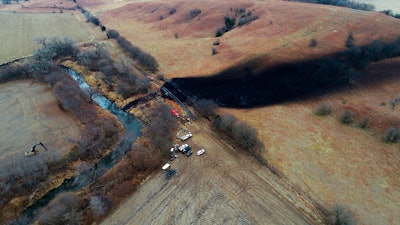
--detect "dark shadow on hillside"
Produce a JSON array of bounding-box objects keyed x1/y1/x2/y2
[
  {"x1": 164, "y1": 38, "x2": 400, "y2": 108},
  {"x1": 165, "y1": 59, "x2": 346, "y2": 108}
]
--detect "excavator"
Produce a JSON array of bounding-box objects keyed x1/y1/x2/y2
[{"x1": 24, "y1": 142, "x2": 48, "y2": 156}]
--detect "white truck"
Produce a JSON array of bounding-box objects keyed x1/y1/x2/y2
[
  {"x1": 180, "y1": 132, "x2": 192, "y2": 141},
  {"x1": 178, "y1": 144, "x2": 191, "y2": 153}
]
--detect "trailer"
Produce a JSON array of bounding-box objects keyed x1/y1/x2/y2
[{"x1": 162, "y1": 163, "x2": 171, "y2": 171}]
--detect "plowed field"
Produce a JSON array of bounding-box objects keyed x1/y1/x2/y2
[{"x1": 0, "y1": 81, "x2": 81, "y2": 161}]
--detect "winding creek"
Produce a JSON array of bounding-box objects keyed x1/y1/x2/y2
[{"x1": 23, "y1": 68, "x2": 141, "y2": 218}]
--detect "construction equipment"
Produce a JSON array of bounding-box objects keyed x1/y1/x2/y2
[{"x1": 24, "y1": 142, "x2": 47, "y2": 156}]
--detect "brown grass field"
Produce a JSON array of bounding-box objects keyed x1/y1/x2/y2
[
  {"x1": 78, "y1": 0, "x2": 400, "y2": 224},
  {"x1": 92, "y1": 0, "x2": 400, "y2": 77},
  {"x1": 1, "y1": 0, "x2": 399, "y2": 224},
  {"x1": 0, "y1": 11, "x2": 104, "y2": 64},
  {"x1": 222, "y1": 58, "x2": 400, "y2": 225},
  {"x1": 0, "y1": 80, "x2": 81, "y2": 161}
]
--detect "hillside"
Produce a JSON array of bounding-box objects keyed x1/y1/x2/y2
[
  {"x1": 87, "y1": 0, "x2": 400, "y2": 78},
  {"x1": 77, "y1": 0, "x2": 400, "y2": 224},
  {"x1": 1, "y1": 0, "x2": 399, "y2": 224}
]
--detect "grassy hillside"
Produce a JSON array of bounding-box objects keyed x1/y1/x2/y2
[
  {"x1": 93, "y1": 0, "x2": 400, "y2": 78},
  {"x1": 31, "y1": 0, "x2": 400, "y2": 224},
  {"x1": 222, "y1": 59, "x2": 400, "y2": 225}
]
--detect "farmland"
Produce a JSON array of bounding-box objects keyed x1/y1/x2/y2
[
  {"x1": 0, "y1": 11, "x2": 103, "y2": 64},
  {"x1": 1, "y1": 0, "x2": 400, "y2": 224},
  {"x1": 0, "y1": 80, "x2": 81, "y2": 161}
]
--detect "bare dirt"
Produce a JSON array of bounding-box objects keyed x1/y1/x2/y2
[
  {"x1": 102, "y1": 118, "x2": 327, "y2": 225},
  {"x1": 0, "y1": 80, "x2": 81, "y2": 161}
]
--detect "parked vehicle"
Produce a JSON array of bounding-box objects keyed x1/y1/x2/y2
[
  {"x1": 178, "y1": 144, "x2": 189, "y2": 152},
  {"x1": 181, "y1": 132, "x2": 192, "y2": 141},
  {"x1": 162, "y1": 163, "x2": 171, "y2": 171},
  {"x1": 186, "y1": 150, "x2": 193, "y2": 157},
  {"x1": 165, "y1": 169, "x2": 176, "y2": 179},
  {"x1": 196, "y1": 149, "x2": 205, "y2": 156},
  {"x1": 183, "y1": 145, "x2": 191, "y2": 153}
]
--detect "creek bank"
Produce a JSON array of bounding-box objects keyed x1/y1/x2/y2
[{"x1": 23, "y1": 67, "x2": 141, "y2": 219}]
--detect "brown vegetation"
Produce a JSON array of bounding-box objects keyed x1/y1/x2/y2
[
  {"x1": 79, "y1": 0, "x2": 400, "y2": 224},
  {"x1": 0, "y1": 38, "x2": 123, "y2": 224}
]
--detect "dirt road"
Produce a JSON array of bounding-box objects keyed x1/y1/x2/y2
[{"x1": 102, "y1": 119, "x2": 326, "y2": 225}]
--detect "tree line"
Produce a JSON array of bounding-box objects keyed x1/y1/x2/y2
[
  {"x1": 106, "y1": 29, "x2": 159, "y2": 73},
  {"x1": 287, "y1": 0, "x2": 400, "y2": 18},
  {"x1": 0, "y1": 36, "x2": 179, "y2": 224}
]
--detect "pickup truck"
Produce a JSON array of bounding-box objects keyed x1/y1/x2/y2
[{"x1": 165, "y1": 169, "x2": 176, "y2": 179}]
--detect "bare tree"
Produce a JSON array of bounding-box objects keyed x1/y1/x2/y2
[
  {"x1": 193, "y1": 98, "x2": 218, "y2": 119},
  {"x1": 330, "y1": 204, "x2": 356, "y2": 225},
  {"x1": 37, "y1": 192, "x2": 83, "y2": 225}
]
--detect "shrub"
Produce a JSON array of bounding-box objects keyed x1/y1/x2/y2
[
  {"x1": 215, "y1": 27, "x2": 226, "y2": 37},
  {"x1": 169, "y1": 8, "x2": 176, "y2": 15},
  {"x1": 384, "y1": 127, "x2": 400, "y2": 143},
  {"x1": 315, "y1": 103, "x2": 332, "y2": 116},
  {"x1": 309, "y1": 38, "x2": 318, "y2": 47},
  {"x1": 90, "y1": 195, "x2": 111, "y2": 217},
  {"x1": 340, "y1": 110, "x2": 355, "y2": 124},
  {"x1": 185, "y1": 9, "x2": 201, "y2": 21},
  {"x1": 345, "y1": 32, "x2": 355, "y2": 48},
  {"x1": 213, "y1": 114, "x2": 262, "y2": 155},
  {"x1": 224, "y1": 16, "x2": 236, "y2": 30},
  {"x1": 237, "y1": 15, "x2": 258, "y2": 26},
  {"x1": 390, "y1": 96, "x2": 400, "y2": 109},
  {"x1": 330, "y1": 204, "x2": 356, "y2": 225},
  {"x1": 156, "y1": 73, "x2": 165, "y2": 80},
  {"x1": 214, "y1": 114, "x2": 237, "y2": 134},
  {"x1": 145, "y1": 102, "x2": 178, "y2": 154},
  {"x1": 215, "y1": 8, "x2": 258, "y2": 37},
  {"x1": 37, "y1": 192, "x2": 83, "y2": 225},
  {"x1": 116, "y1": 36, "x2": 159, "y2": 72},
  {"x1": 106, "y1": 29, "x2": 119, "y2": 39},
  {"x1": 358, "y1": 116, "x2": 370, "y2": 129},
  {"x1": 193, "y1": 98, "x2": 218, "y2": 119},
  {"x1": 232, "y1": 121, "x2": 260, "y2": 150},
  {"x1": 212, "y1": 47, "x2": 218, "y2": 55}
]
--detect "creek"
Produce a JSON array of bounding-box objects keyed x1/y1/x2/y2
[{"x1": 23, "y1": 68, "x2": 141, "y2": 218}]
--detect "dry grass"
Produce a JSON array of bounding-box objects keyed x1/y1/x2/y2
[
  {"x1": 28, "y1": 0, "x2": 400, "y2": 224},
  {"x1": 221, "y1": 59, "x2": 400, "y2": 225},
  {"x1": 93, "y1": 0, "x2": 400, "y2": 78},
  {"x1": 0, "y1": 11, "x2": 104, "y2": 64},
  {"x1": 76, "y1": 0, "x2": 400, "y2": 224}
]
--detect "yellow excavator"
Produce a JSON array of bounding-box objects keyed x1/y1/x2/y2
[{"x1": 24, "y1": 142, "x2": 47, "y2": 156}]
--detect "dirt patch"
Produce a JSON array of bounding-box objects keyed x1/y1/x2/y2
[
  {"x1": 101, "y1": 118, "x2": 327, "y2": 225},
  {"x1": 0, "y1": 80, "x2": 81, "y2": 161}
]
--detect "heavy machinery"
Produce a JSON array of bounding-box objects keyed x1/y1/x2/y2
[{"x1": 24, "y1": 142, "x2": 48, "y2": 156}]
